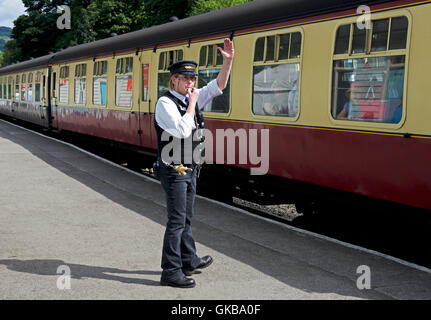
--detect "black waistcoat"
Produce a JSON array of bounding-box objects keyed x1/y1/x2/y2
[{"x1": 154, "y1": 91, "x2": 205, "y2": 166}]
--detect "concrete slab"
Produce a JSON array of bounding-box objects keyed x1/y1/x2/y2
[{"x1": 0, "y1": 119, "x2": 430, "y2": 300}]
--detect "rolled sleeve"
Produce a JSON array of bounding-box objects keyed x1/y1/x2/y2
[{"x1": 197, "y1": 79, "x2": 223, "y2": 110}]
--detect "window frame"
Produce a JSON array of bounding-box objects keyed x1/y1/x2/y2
[
  {"x1": 34, "y1": 71, "x2": 42, "y2": 103},
  {"x1": 27, "y1": 72, "x2": 33, "y2": 102},
  {"x1": 74, "y1": 63, "x2": 87, "y2": 105},
  {"x1": 157, "y1": 48, "x2": 184, "y2": 99},
  {"x1": 330, "y1": 11, "x2": 411, "y2": 129},
  {"x1": 115, "y1": 55, "x2": 134, "y2": 108},
  {"x1": 20, "y1": 73, "x2": 27, "y2": 101},
  {"x1": 197, "y1": 40, "x2": 232, "y2": 115},
  {"x1": 92, "y1": 59, "x2": 108, "y2": 107},
  {"x1": 58, "y1": 65, "x2": 70, "y2": 105},
  {"x1": 8, "y1": 76, "x2": 12, "y2": 100},
  {"x1": 251, "y1": 28, "x2": 304, "y2": 122},
  {"x1": 14, "y1": 74, "x2": 20, "y2": 101}
]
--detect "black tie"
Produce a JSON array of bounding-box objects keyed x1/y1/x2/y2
[{"x1": 185, "y1": 97, "x2": 189, "y2": 106}]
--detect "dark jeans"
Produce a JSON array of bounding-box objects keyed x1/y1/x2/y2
[{"x1": 159, "y1": 163, "x2": 201, "y2": 280}]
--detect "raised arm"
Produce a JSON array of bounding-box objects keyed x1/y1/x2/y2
[{"x1": 216, "y1": 38, "x2": 234, "y2": 91}]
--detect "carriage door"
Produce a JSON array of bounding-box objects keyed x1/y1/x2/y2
[
  {"x1": 139, "y1": 50, "x2": 152, "y2": 149},
  {"x1": 50, "y1": 69, "x2": 58, "y2": 129}
]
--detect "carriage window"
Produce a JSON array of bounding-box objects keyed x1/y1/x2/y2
[
  {"x1": 74, "y1": 64, "x2": 86, "y2": 104},
  {"x1": 252, "y1": 32, "x2": 301, "y2": 117},
  {"x1": 59, "y1": 66, "x2": 69, "y2": 104},
  {"x1": 254, "y1": 38, "x2": 265, "y2": 62},
  {"x1": 352, "y1": 24, "x2": 366, "y2": 54},
  {"x1": 157, "y1": 49, "x2": 183, "y2": 98},
  {"x1": 198, "y1": 43, "x2": 230, "y2": 113},
  {"x1": 334, "y1": 24, "x2": 351, "y2": 54},
  {"x1": 27, "y1": 73, "x2": 33, "y2": 102},
  {"x1": 115, "y1": 57, "x2": 133, "y2": 107},
  {"x1": 15, "y1": 75, "x2": 19, "y2": 100},
  {"x1": 289, "y1": 32, "x2": 302, "y2": 59},
  {"x1": 1, "y1": 78, "x2": 5, "y2": 99},
  {"x1": 332, "y1": 16, "x2": 408, "y2": 124},
  {"x1": 335, "y1": 16, "x2": 408, "y2": 56},
  {"x1": 35, "y1": 72, "x2": 42, "y2": 102},
  {"x1": 266, "y1": 36, "x2": 275, "y2": 61},
  {"x1": 21, "y1": 74, "x2": 26, "y2": 101},
  {"x1": 389, "y1": 16, "x2": 408, "y2": 50},
  {"x1": 0, "y1": 78, "x2": 3, "y2": 99},
  {"x1": 8, "y1": 76, "x2": 12, "y2": 99},
  {"x1": 3, "y1": 78, "x2": 6, "y2": 99},
  {"x1": 278, "y1": 34, "x2": 290, "y2": 60},
  {"x1": 93, "y1": 60, "x2": 107, "y2": 106},
  {"x1": 371, "y1": 19, "x2": 389, "y2": 52}
]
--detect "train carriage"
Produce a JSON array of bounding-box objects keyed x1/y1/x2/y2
[
  {"x1": 0, "y1": 54, "x2": 53, "y2": 127},
  {"x1": 1, "y1": 0, "x2": 430, "y2": 212}
]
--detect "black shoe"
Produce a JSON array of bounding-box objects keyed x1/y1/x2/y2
[
  {"x1": 160, "y1": 276, "x2": 196, "y2": 288},
  {"x1": 183, "y1": 255, "x2": 213, "y2": 276}
]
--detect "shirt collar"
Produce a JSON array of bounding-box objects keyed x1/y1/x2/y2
[{"x1": 169, "y1": 90, "x2": 188, "y2": 105}]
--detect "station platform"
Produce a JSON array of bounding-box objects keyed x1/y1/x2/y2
[{"x1": 0, "y1": 118, "x2": 430, "y2": 300}]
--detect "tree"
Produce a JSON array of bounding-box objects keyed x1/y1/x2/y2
[
  {"x1": 0, "y1": 51, "x2": 3, "y2": 66},
  {"x1": 143, "y1": 0, "x2": 194, "y2": 27},
  {"x1": 55, "y1": 1, "x2": 97, "y2": 49},
  {"x1": 189, "y1": 0, "x2": 252, "y2": 16},
  {"x1": 1, "y1": 39, "x2": 21, "y2": 66},
  {"x1": 87, "y1": 0, "x2": 147, "y2": 40},
  {"x1": 1, "y1": 0, "x2": 253, "y2": 66},
  {"x1": 2, "y1": 0, "x2": 69, "y2": 63}
]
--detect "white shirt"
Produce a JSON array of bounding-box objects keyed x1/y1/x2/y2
[{"x1": 155, "y1": 79, "x2": 222, "y2": 139}]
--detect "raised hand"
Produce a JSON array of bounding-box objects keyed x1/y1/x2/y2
[{"x1": 218, "y1": 38, "x2": 234, "y2": 61}]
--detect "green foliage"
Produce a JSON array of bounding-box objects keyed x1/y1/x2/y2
[
  {"x1": 0, "y1": 40, "x2": 7, "y2": 52},
  {"x1": 87, "y1": 0, "x2": 147, "y2": 40},
  {"x1": 1, "y1": 0, "x2": 251, "y2": 66},
  {"x1": 5, "y1": 6, "x2": 62, "y2": 63},
  {"x1": 0, "y1": 51, "x2": 3, "y2": 66},
  {"x1": 189, "y1": 0, "x2": 252, "y2": 16},
  {"x1": 1, "y1": 39, "x2": 21, "y2": 66},
  {"x1": 144, "y1": 0, "x2": 194, "y2": 28}
]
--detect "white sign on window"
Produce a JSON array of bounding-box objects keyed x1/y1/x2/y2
[
  {"x1": 75, "y1": 78, "x2": 86, "y2": 104},
  {"x1": 115, "y1": 75, "x2": 132, "y2": 107},
  {"x1": 59, "y1": 80, "x2": 69, "y2": 103}
]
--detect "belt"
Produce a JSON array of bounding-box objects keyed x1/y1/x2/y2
[{"x1": 159, "y1": 159, "x2": 200, "y2": 176}]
